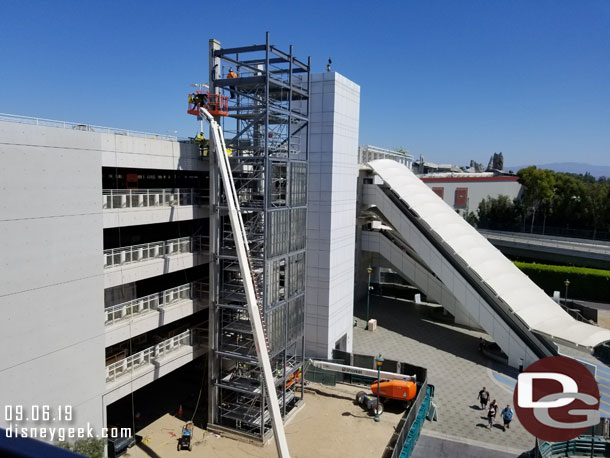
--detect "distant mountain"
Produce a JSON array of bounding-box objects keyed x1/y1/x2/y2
[{"x1": 505, "y1": 162, "x2": 610, "y2": 178}]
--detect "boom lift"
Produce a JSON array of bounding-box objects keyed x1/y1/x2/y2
[
  {"x1": 195, "y1": 104, "x2": 291, "y2": 458},
  {"x1": 306, "y1": 360, "x2": 417, "y2": 415}
]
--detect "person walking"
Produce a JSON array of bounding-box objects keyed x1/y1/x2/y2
[
  {"x1": 501, "y1": 404, "x2": 515, "y2": 431},
  {"x1": 477, "y1": 387, "x2": 489, "y2": 410},
  {"x1": 487, "y1": 402, "x2": 497, "y2": 429}
]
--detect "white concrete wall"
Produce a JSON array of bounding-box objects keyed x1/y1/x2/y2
[
  {"x1": 0, "y1": 122, "x2": 106, "y2": 433},
  {"x1": 103, "y1": 205, "x2": 209, "y2": 228},
  {"x1": 0, "y1": 121, "x2": 210, "y2": 438},
  {"x1": 360, "y1": 231, "x2": 479, "y2": 329},
  {"x1": 422, "y1": 179, "x2": 522, "y2": 214},
  {"x1": 101, "y1": 134, "x2": 204, "y2": 171},
  {"x1": 104, "y1": 252, "x2": 208, "y2": 289},
  {"x1": 306, "y1": 73, "x2": 360, "y2": 358}
]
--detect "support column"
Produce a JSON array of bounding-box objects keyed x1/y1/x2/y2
[{"x1": 208, "y1": 37, "x2": 222, "y2": 429}]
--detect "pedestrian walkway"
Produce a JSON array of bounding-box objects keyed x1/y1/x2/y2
[{"x1": 353, "y1": 296, "x2": 536, "y2": 453}]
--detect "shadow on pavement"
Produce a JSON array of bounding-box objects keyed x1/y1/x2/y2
[
  {"x1": 355, "y1": 296, "x2": 488, "y2": 365},
  {"x1": 135, "y1": 441, "x2": 164, "y2": 458}
]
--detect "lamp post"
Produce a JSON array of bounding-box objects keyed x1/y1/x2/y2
[
  {"x1": 564, "y1": 279, "x2": 570, "y2": 307},
  {"x1": 375, "y1": 354, "x2": 384, "y2": 422},
  {"x1": 365, "y1": 266, "x2": 372, "y2": 330}
]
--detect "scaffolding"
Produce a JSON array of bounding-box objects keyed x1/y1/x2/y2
[{"x1": 207, "y1": 34, "x2": 310, "y2": 441}]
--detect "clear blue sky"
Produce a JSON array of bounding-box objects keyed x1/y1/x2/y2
[{"x1": 1, "y1": 0, "x2": 609, "y2": 166}]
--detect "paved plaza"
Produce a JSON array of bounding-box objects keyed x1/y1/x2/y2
[{"x1": 353, "y1": 295, "x2": 535, "y2": 456}]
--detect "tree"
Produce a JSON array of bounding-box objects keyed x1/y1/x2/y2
[
  {"x1": 57, "y1": 438, "x2": 105, "y2": 458},
  {"x1": 477, "y1": 195, "x2": 522, "y2": 231},
  {"x1": 518, "y1": 166, "x2": 556, "y2": 233},
  {"x1": 465, "y1": 211, "x2": 478, "y2": 227},
  {"x1": 585, "y1": 183, "x2": 610, "y2": 239}
]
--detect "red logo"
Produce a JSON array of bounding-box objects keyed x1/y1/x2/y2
[{"x1": 514, "y1": 356, "x2": 600, "y2": 441}]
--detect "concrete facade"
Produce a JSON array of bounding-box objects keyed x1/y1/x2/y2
[
  {"x1": 306, "y1": 72, "x2": 360, "y2": 358},
  {"x1": 0, "y1": 121, "x2": 207, "y2": 436},
  {"x1": 0, "y1": 123, "x2": 106, "y2": 433},
  {"x1": 421, "y1": 176, "x2": 522, "y2": 214}
]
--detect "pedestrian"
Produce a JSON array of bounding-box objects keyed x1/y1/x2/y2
[
  {"x1": 501, "y1": 404, "x2": 514, "y2": 431},
  {"x1": 477, "y1": 386, "x2": 489, "y2": 410},
  {"x1": 487, "y1": 402, "x2": 497, "y2": 429},
  {"x1": 478, "y1": 337, "x2": 486, "y2": 352},
  {"x1": 489, "y1": 399, "x2": 499, "y2": 415}
]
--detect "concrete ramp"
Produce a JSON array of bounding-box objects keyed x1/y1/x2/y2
[{"x1": 364, "y1": 159, "x2": 610, "y2": 367}]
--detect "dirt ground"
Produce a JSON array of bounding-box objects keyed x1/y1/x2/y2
[
  {"x1": 597, "y1": 310, "x2": 610, "y2": 329},
  {"x1": 125, "y1": 382, "x2": 403, "y2": 458}
]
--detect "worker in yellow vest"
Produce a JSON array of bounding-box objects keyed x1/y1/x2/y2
[{"x1": 195, "y1": 132, "x2": 208, "y2": 157}]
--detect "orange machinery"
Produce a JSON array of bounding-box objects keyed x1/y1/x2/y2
[{"x1": 187, "y1": 91, "x2": 229, "y2": 117}]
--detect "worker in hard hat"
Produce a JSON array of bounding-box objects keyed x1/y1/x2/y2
[
  {"x1": 194, "y1": 92, "x2": 208, "y2": 108},
  {"x1": 227, "y1": 67, "x2": 237, "y2": 99},
  {"x1": 195, "y1": 131, "x2": 208, "y2": 157}
]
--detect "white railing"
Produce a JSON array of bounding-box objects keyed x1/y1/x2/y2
[
  {"x1": 104, "y1": 281, "x2": 208, "y2": 325},
  {"x1": 102, "y1": 188, "x2": 208, "y2": 209},
  {"x1": 0, "y1": 113, "x2": 177, "y2": 140},
  {"x1": 103, "y1": 235, "x2": 208, "y2": 268},
  {"x1": 479, "y1": 229, "x2": 610, "y2": 256},
  {"x1": 359, "y1": 145, "x2": 413, "y2": 168},
  {"x1": 105, "y1": 330, "x2": 192, "y2": 383}
]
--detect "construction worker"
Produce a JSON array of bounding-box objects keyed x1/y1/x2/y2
[
  {"x1": 194, "y1": 92, "x2": 208, "y2": 109},
  {"x1": 227, "y1": 67, "x2": 237, "y2": 99},
  {"x1": 188, "y1": 93, "x2": 194, "y2": 111},
  {"x1": 194, "y1": 132, "x2": 208, "y2": 157}
]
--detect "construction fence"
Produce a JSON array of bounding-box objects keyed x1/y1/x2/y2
[{"x1": 304, "y1": 350, "x2": 432, "y2": 458}]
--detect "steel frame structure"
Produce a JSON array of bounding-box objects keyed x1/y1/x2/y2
[{"x1": 207, "y1": 34, "x2": 310, "y2": 441}]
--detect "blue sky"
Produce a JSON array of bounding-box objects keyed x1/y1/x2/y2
[{"x1": 1, "y1": 0, "x2": 609, "y2": 166}]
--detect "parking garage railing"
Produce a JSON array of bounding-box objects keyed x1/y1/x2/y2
[
  {"x1": 104, "y1": 281, "x2": 209, "y2": 326},
  {"x1": 103, "y1": 235, "x2": 208, "y2": 268},
  {"x1": 105, "y1": 329, "x2": 193, "y2": 383},
  {"x1": 102, "y1": 188, "x2": 209, "y2": 209},
  {"x1": 0, "y1": 112, "x2": 177, "y2": 140}
]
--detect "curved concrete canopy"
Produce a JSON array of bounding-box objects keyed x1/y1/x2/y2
[{"x1": 368, "y1": 159, "x2": 610, "y2": 350}]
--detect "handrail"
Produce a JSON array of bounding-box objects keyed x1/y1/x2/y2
[
  {"x1": 103, "y1": 235, "x2": 208, "y2": 268},
  {"x1": 104, "y1": 281, "x2": 209, "y2": 325},
  {"x1": 479, "y1": 229, "x2": 610, "y2": 255},
  {"x1": 360, "y1": 145, "x2": 413, "y2": 167},
  {"x1": 536, "y1": 435, "x2": 610, "y2": 457},
  {"x1": 0, "y1": 112, "x2": 177, "y2": 140},
  {"x1": 105, "y1": 329, "x2": 193, "y2": 383},
  {"x1": 102, "y1": 188, "x2": 209, "y2": 209},
  {"x1": 385, "y1": 382, "x2": 430, "y2": 458}
]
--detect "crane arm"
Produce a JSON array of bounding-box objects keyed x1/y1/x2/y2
[
  {"x1": 307, "y1": 359, "x2": 416, "y2": 382},
  {"x1": 200, "y1": 107, "x2": 291, "y2": 458}
]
